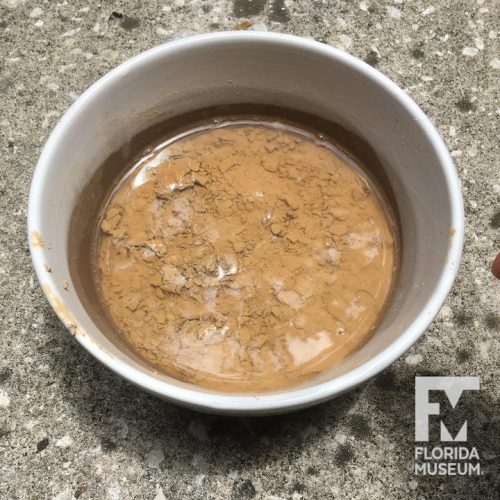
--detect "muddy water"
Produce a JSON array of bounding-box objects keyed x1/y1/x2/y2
[{"x1": 94, "y1": 119, "x2": 399, "y2": 391}]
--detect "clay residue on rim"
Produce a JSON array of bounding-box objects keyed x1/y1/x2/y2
[
  {"x1": 41, "y1": 284, "x2": 118, "y2": 361},
  {"x1": 42, "y1": 283, "x2": 82, "y2": 337},
  {"x1": 31, "y1": 230, "x2": 50, "y2": 249},
  {"x1": 449, "y1": 227, "x2": 457, "y2": 248}
]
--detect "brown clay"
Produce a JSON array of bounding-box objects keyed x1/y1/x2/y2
[{"x1": 95, "y1": 120, "x2": 398, "y2": 391}]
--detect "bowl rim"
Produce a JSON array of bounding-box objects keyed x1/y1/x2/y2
[{"x1": 28, "y1": 31, "x2": 464, "y2": 414}]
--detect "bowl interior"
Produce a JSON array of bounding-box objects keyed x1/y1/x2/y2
[{"x1": 29, "y1": 33, "x2": 462, "y2": 412}]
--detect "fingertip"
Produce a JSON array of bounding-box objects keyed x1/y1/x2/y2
[{"x1": 492, "y1": 253, "x2": 500, "y2": 279}]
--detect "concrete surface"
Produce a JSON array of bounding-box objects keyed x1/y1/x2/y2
[{"x1": 0, "y1": 0, "x2": 499, "y2": 498}]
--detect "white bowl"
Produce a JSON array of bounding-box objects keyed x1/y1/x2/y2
[{"x1": 28, "y1": 32, "x2": 463, "y2": 415}]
